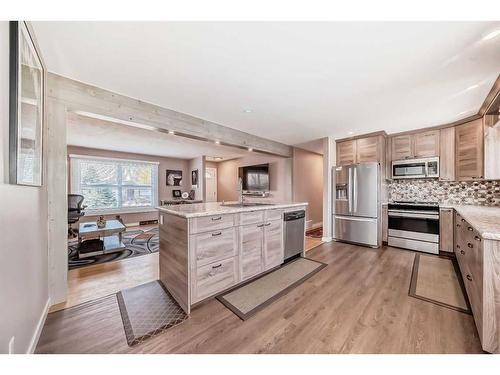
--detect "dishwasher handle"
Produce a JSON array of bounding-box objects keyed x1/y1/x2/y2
[{"x1": 284, "y1": 210, "x2": 305, "y2": 221}]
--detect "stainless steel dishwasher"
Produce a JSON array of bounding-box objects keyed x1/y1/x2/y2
[{"x1": 284, "y1": 210, "x2": 306, "y2": 261}]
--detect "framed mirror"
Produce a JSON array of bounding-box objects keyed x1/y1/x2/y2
[{"x1": 9, "y1": 21, "x2": 44, "y2": 186}]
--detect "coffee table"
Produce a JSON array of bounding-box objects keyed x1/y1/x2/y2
[{"x1": 78, "y1": 219, "x2": 126, "y2": 259}]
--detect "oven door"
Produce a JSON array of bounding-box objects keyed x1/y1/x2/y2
[
  {"x1": 388, "y1": 212, "x2": 439, "y2": 242},
  {"x1": 392, "y1": 161, "x2": 426, "y2": 179}
]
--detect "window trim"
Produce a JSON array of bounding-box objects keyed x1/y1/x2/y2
[{"x1": 69, "y1": 154, "x2": 159, "y2": 215}]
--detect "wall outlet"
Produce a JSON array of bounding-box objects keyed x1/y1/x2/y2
[{"x1": 8, "y1": 336, "x2": 15, "y2": 354}]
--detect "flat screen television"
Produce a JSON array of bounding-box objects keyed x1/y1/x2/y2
[{"x1": 238, "y1": 164, "x2": 270, "y2": 192}]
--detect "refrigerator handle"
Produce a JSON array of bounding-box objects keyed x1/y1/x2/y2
[
  {"x1": 353, "y1": 167, "x2": 358, "y2": 213},
  {"x1": 348, "y1": 167, "x2": 352, "y2": 213}
]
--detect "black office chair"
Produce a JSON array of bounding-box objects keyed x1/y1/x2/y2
[{"x1": 68, "y1": 194, "x2": 86, "y2": 238}]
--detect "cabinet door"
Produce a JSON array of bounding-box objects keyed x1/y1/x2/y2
[
  {"x1": 414, "y1": 130, "x2": 440, "y2": 157},
  {"x1": 240, "y1": 224, "x2": 263, "y2": 281},
  {"x1": 263, "y1": 220, "x2": 284, "y2": 270},
  {"x1": 439, "y1": 127, "x2": 455, "y2": 181},
  {"x1": 455, "y1": 119, "x2": 484, "y2": 181},
  {"x1": 391, "y1": 135, "x2": 413, "y2": 160},
  {"x1": 484, "y1": 114, "x2": 500, "y2": 180},
  {"x1": 336, "y1": 140, "x2": 356, "y2": 166},
  {"x1": 439, "y1": 208, "x2": 453, "y2": 252},
  {"x1": 356, "y1": 136, "x2": 380, "y2": 163}
]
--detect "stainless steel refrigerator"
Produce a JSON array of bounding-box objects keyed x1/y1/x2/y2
[{"x1": 333, "y1": 162, "x2": 380, "y2": 248}]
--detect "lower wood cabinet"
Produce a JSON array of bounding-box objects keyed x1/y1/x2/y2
[
  {"x1": 240, "y1": 217, "x2": 284, "y2": 280},
  {"x1": 454, "y1": 210, "x2": 500, "y2": 353},
  {"x1": 193, "y1": 257, "x2": 238, "y2": 302},
  {"x1": 240, "y1": 223, "x2": 264, "y2": 281},
  {"x1": 439, "y1": 208, "x2": 453, "y2": 252},
  {"x1": 263, "y1": 220, "x2": 284, "y2": 270}
]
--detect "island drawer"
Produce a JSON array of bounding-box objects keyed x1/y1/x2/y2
[
  {"x1": 190, "y1": 214, "x2": 235, "y2": 234},
  {"x1": 193, "y1": 257, "x2": 238, "y2": 302},
  {"x1": 265, "y1": 209, "x2": 284, "y2": 222},
  {"x1": 191, "y1": 227, "x2": 238, "y2": 267},
  {"x1": 239, "y1": 211, "x2": 264, "y2": 226}
]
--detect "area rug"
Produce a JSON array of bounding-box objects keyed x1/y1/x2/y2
[
  {"x1": 68, "y1": 227, "x2": 159, "y2": 270},
  {"x1": 217, "y1": 257, "x2": 326, "y2": 320},
  {"x1": 306, "y1": 226, "x2": 323, "y2": 238},
  {"x1": 117, "y1": 280, "x2": 188, "y2": 346},
  {"x1": 409, "y1": 253, "x2": 471, "y2": 314}
]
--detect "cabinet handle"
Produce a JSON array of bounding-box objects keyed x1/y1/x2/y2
[
  {"x1": 460, "y1": 250, "x2": 465, "y2": 255},
  {"x1": 456, "y1": 244, "x2": 460, "y2": 249},
  {"x1": 211, "y1": 232, "x2": 222, "y2": 237},
  {"x1": 467, "y1": 243, "x2": 473, "y2": 249},
  {"x1": 257, "y1": 223, "x2": 264, "y2": 227},
  {"x1": 466, "y1": 274, "x2": 472, "y2": 281},
  {"x1": 461, "y1": 219, "x2": 465, "y2": 222},
  {"x1": 211, "y1": 216, "x2": 222, "y2": 221},
  {"x1": 456, "y1": 224, "x2": 461, "y2": 227},
  {"x1": 264, "y1": 223, "x2": 271, "y2": 226},
  {"x1": 474, "y1": 236, "x2": 481, "y2": 242},
  {"x1": 212, "y1": 263, "x2": 222, "y2": 269},
  {"x1": 467, "y1": 227, "x2": 473, "y2": 231}
]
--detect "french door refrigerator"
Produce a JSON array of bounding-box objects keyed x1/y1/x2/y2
[{"x1": 333, "y1": 162, "x2": 380, "y2": 248}]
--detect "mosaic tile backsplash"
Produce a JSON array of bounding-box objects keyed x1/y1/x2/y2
[{"x1": 388, "y1": 179, "x2": 500, "y2": 206}]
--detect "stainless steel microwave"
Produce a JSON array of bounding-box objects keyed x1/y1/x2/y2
[{"x1": 392, "y1": 157, "x2": 439, "y2": 179}]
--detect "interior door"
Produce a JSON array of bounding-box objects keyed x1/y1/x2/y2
[{"x1": 205, "y1": 167, "x2": 217, "y2": 202}]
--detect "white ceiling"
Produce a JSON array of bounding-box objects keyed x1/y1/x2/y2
[
  {"x1": 33, "y1": 22, "x2": 500, "y2": 145},
  {"x1": 66, "y1": 113, "x2": 247, "y2": 161}
]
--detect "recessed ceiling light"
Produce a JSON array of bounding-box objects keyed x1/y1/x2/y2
[
  {"x1": 483, "y1": 29, "x2": 500, "y2": 41},
  {"x1": 214, "y1": 140, "x2": 220, "y2": 145},
  {"x1": 248, "y1": 147, "x2": 253, "y2": 152},
  {"x1": 457, "y1": 110, "x2": 473, "y2": 116},
  {"x1": 242, "y1": 109, "x2": 253, "y2": 113},
  {"x1": 465, "y1": 84, "x2": 480, "y2": 91},
  {"x1": 168, "y1": 130, "x2": 175, "y2": 135},
  {"x1": 348, "y1": 131, "x2": 354, "y2": 135}
]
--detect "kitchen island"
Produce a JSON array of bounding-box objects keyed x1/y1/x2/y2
[{"x1": 157, "y1": 202, "x2": 308, "y2": 314}]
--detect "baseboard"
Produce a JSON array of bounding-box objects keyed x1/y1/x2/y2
[
  {"x1": 321, "y1": 236, "x2": 333, "y2": 242},
  {"x1": 305, "y1": 220, "x2": 312, "y2": 229},
  {"x1": 27, "y1": 298, "x2": 50, "y2": 354},
  {"x1": 311, "y1": 221, "x2": 322, "y2": 230}
]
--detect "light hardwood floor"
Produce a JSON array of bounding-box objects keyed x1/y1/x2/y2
[
  {"x1": 37, "y1": 242, "x2": 483, "y2": 354},
  {"x1": 50, "y1": 224, "x2": 159, "y2": 313}
]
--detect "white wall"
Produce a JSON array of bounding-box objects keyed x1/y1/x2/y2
[
  {"x1": 189, "y1": 156, "x2": 205, "y2": 201},
  {"x1": 292, "y1": 147, "x2": 323, "y2": 228},
  {"x1": 0, "y1": 22, "x2": 50, "y2": 353},
  {"x1": 217, "y1": 153, "x2": 292, "y2": 203}
]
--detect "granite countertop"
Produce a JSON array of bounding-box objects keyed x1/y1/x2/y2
[
  {"x1": 157, "y1": 201, "x2": 308, "y2": 218},
  {"x1": 439, "y1": 204, "x2": 500, "y2": 241}
]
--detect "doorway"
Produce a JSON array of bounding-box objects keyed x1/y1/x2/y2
[{"x1": 205, "y1": 167, "x2": 218, "y2": 202}]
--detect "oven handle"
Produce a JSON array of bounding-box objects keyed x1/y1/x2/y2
[{"x1": 388, "y1": 212, "x2": 439, "y2": 220}]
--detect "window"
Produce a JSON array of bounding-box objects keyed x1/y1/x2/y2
[{"x1": 70, "y1": 155, "x2": 158, "y2": 213}]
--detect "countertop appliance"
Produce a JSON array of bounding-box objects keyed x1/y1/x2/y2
[
  {"x1": 284, "y1": 210, "x2": 306, "y2": 261},
  {"x1": 392, "y1": 157, "x2": 439, "y2": 179},
  {"x1": 333, "y1": 162, "x2": 380, "y2": 248},
  {"x1": 387, "y1": 201, "x2": 439, "y2": 254}
]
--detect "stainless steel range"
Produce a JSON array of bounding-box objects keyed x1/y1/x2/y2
[{"x1": 387, "y1": 201, "x2": 439, "y2": 254}]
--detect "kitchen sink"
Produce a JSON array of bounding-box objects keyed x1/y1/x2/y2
[{"x1": 220, "y1": 202, "x2": 275, "y2": 207}]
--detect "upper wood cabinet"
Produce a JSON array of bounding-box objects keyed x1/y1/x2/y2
[
  {"x1": 336, "y1": 136, "x2": 385, "y2": 166},
  {"x1": 484, "y1": 114, "x2": 500, "y2": 180},
  {"x1": 455, "y1": 119, "x2": 484, "y2": 181},
  {"x1": 391, "y1": 130, "x2": 440, "y2": 161},
  {"x1": 391, "y1": 135, "x2": 413, "y2": 160},
  {"x1": 336, "y1": 140, "x2": 356, "y2": 166},
  {"x1": 356, "y1": 136, "x2": 383, "y2": 163},
  {"x1": 414, "y1": 130, "x2": 440, "y2": 157},
  {"x1": 439, "y1": 127, "x2": 455, "y2": 181}
]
